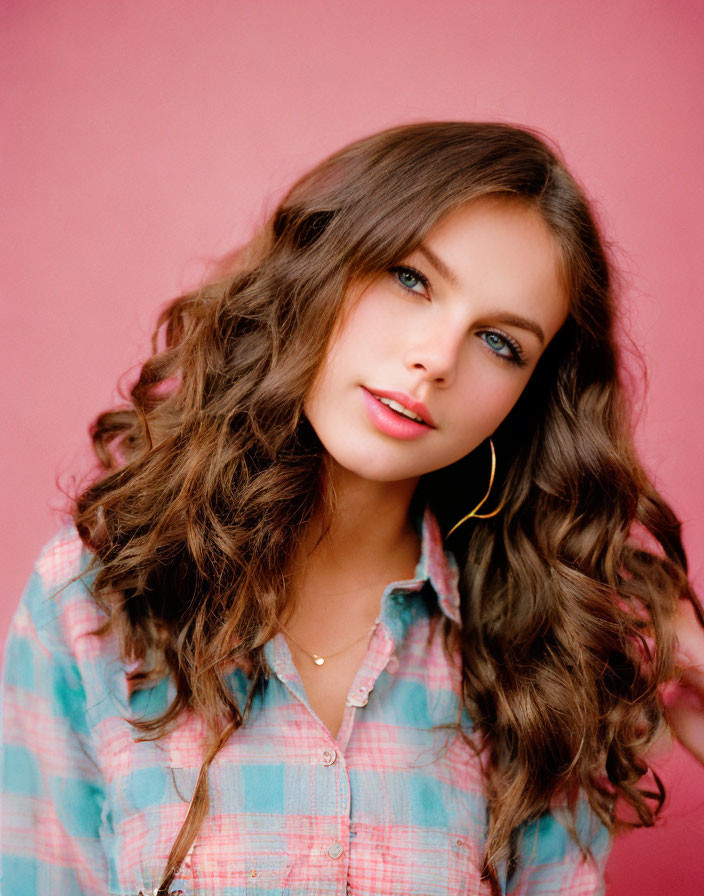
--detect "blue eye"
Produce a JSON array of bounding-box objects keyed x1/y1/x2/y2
[
  {"x1": 480, "y1": 330, "x2": 526, "y2": 367},
  {"x1": 389, "y1": 265, "x2": 429, "y2": 294},
  {"x1": 484, "y1": 332, "x2": 509, "y2": 353}
]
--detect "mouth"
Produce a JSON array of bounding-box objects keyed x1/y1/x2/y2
[
  {"x1": 365, "y1": 388, "x2": 436, "y2": 427},
  {"x1": 361, "y1": 386, "x2": 434, "y2": 439}
]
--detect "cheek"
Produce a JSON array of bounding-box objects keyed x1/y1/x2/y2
[
  {"x1": 302, "y1": 331, "x2": 362, "y2": 437},
  {"x1": 340, "y1": 294, "x2": 398, "y2": 350},
  {"x1": 310, "y1": 294, "x2": 400, "y2": 393},
  {"x1": 453, "y1": 367, "x2": 531, "y2": 439}
]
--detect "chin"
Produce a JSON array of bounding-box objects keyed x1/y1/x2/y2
[{"x1": 326, "y1": 448, "x2": 425, "y2": 484}]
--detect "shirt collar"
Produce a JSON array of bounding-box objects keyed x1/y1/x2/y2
[{"x1": 414, "y1": 505, "x2": 462, "y2": 625}]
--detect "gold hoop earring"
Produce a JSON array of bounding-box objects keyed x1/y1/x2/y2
[{"x1": 446, "y1": 439, "x2": 505, "y2": 538}]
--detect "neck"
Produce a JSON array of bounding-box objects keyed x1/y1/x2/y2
[{"x1": 283, "y1": 463, "x2": 422, "y2": 627}]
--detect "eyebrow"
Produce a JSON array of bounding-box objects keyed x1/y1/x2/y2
[
  {"x1": 490, "y1": 312, "x2": 545, "y2": 345},
  {"x1": 418, "y1": 244, "x2": 461, "y2": 288},
  {"x1": 416, "y1": 243, "x2": 546, "y2": 345}
]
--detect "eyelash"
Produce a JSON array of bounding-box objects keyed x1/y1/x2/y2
[{"x1": 387, "y1": 264, "x2": 528, "y2": 368}]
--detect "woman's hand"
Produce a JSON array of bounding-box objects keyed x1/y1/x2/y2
[{"x1": 660, "y1": 598, "x2": 704, "y2": 765}]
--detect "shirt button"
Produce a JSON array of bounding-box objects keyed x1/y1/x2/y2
[
  {"x1": 328, "y1": 841, "x2": 344, "y2": 859},
  {"x1": 322, "y1": 749, "x2": 337, "y2": 766}
]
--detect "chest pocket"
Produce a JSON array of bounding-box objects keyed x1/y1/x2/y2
[
  {"x1": 120, "y1": 762, "x2": 299, "y2": 895},
  {"x1": 243, "y1": 838, "x2": 295, "y2": 895},
  {"x1": 348, "y1": 826, "x2": 489, "y2": 896},
  {"x1": 163, "y1": 811, "x2": 296, "y2": 895}
]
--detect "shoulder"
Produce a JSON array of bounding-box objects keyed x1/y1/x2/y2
[
  {"x1": 11, "y1": 524, "x2": 108, "y2": 669},
  {"x1": 34, "y1": 523, "x2": 88, "y2": 591}
]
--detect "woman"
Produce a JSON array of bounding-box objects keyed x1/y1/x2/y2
[{"x1": 1, "y1": 121, "x2": 702, "y2": 896}]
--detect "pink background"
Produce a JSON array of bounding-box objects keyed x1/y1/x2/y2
[{"x1": 1, "y1": 1, "x2": 703, "y2": 892}]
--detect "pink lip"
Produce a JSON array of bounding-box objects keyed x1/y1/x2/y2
[
  {"x1": 360, "y1": 387, "x2": 435, "y2": 440},
  {"x1": 366, "y1": 388, "x2": 436, "y2": 427}
]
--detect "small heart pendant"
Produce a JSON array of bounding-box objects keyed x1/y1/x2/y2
[{"x1": 313, "y1": 655, "x2": 325, "y2": 666}]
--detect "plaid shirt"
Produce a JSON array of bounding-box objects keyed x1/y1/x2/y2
[{"x1": 1, "y1": 510, "x2": 612, "y2": 895}]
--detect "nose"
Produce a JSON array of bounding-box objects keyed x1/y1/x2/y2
[{"x1": 404, "y1": 324, "x2": 463, "y2": 387}]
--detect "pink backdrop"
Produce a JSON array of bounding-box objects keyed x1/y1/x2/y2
[{"x1": 1, "y1": 1, "x2": 703, "y2": 892}]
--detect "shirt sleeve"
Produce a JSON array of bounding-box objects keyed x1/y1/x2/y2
[
  {"x1": 505, "y1": 797, "x2": 614, "y2": 895},
  {"x1": 0, "y1": 547, "x2": 110, "y2": 895}
]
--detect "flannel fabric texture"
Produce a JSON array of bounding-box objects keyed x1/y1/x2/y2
[{"x1": 1, "y1": 509, "x2": 612, "y2": 894}]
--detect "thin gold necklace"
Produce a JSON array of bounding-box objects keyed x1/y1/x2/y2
[{"x1": 278, "y1": 620, "x2": 379, "y2": 666}]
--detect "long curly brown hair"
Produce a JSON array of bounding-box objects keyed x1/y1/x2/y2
[{"x1": 69, "y1": 121, "x2": 702, "y2": 894}]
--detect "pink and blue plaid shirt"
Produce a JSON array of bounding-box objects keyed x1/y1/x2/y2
[{"x1": 1, "y1": 509, "x2": 612, "y2": 895}]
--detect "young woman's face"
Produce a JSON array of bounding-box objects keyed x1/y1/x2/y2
[{"x1": 304, "y1": 198, "x2": 569, "y2": 485}]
